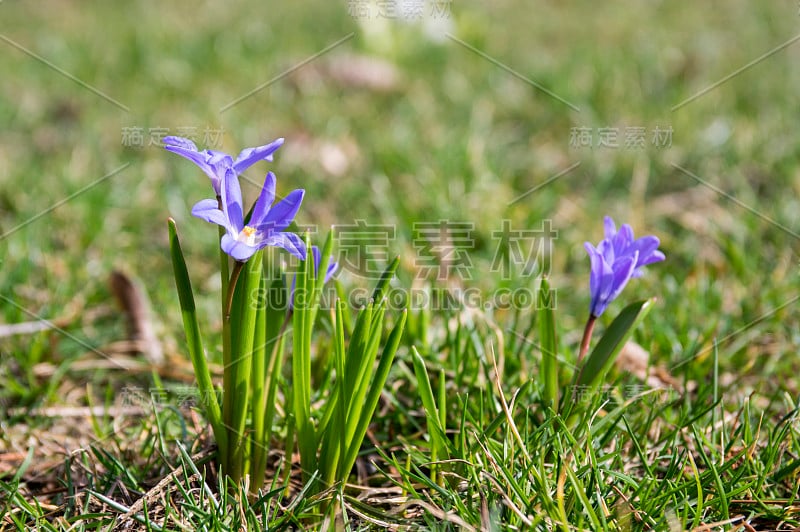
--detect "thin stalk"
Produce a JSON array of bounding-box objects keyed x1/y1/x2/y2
[
  {"x1": 225, "y1": 261, "x2": 246, "y2": 321},
  {"x1": 218, "y1": 222, "x2": 232, "y2": 475},
  {"x1": 577, "y1": 315, "x2": 597, "y2": 363}
]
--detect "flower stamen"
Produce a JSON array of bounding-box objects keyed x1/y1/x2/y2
[{"x1": 238, "y1": 225, "x2": 257, "y2": 246}]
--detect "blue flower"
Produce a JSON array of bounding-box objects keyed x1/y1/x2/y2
[
  {"x1": 192, "y1": 168, "x2": 305, "y2": 262},
  {"x1": 164, "y1": 136, "x2": 284, "y2": 196},
  {"x1": 584, "y1": 216, "x2": 664, "y2": 317}
]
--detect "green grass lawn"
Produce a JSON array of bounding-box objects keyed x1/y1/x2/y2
[{"x1": 2, "y1": 0, "x2": 800, "y2": 529}]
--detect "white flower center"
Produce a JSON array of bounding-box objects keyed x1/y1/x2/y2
[{"x1": 237, "y1": 226, "x2": 258, "y2": 246}]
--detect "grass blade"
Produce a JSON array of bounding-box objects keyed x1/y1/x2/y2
[
  {"x1": 573, "y1": 298, "x2": 654, "y2": 390},
  {"x1": 538, "y1": 277, "x2": 558, "y2": 411},
  {"x1": 167, "y1": 219, "x2": 226, "y2": 456}
]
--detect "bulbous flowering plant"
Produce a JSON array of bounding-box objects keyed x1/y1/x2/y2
[
  {"x1": 577, "y1": 216, "x2": 664, "y2": 362},
  {"x1": 163, "y1": 133, "x2": 662, "y2": 497},
  {"x1": 164, "y1": 136, "x2": 406, "y2": 498},
  {"x1": 536, "y1": 215, "x2": 664, "y2": 414}
]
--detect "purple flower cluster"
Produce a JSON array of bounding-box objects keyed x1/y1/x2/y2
[
  {"x1": 164, "y1": 136, "x2": 305, "y2": 262},
  {"x1": 584, "y1": 217, "x2": 664, "y2": 317}
]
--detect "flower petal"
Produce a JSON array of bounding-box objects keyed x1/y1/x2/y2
[
  {"x1": 614, "y1": 224, "x2": 634, "y2": 254},
  {"x1": 261, "y1": 231, "x2": 306, "y2": 260},
  {"x1": 603, "y1": 216, "x2": 617, "y2": 241},
  {"x1": 221, "y1": 234, "x2": 257, "y2": 261},
  {"x1": 260, "y1": 189, "x2": 305, "y2": 232},
  {"x1": 607, "y1": 253, "x2": 638, "y2": 303},
  {"x1": 165, "y1": 145, "x2": 214, "y2": 174},
  {"x1": 631, "y1": 249, "x2": 665, "y2": 277},
  {"x1": 310, "y1": 245, "x2": 321, "y2": 269},
  {"x1": 630, "y1": 236, "x2": 662, "y2": 264},
  {"x1": 249, "y1": 172, "x2": 277, "y2": 228},
  {"x1": 191, "y1": 198, "x2": 228, "y2": 227},
  {"x1": 597, "y1": 238, "x2": 615, "y2": 264},
  {"x1": 587, "y1": 216, "x2": 664, "y2": 315},
  {"x1": 164, "y1": 136, "x2": 199, "y2": 151},
  {"x1": 205, "y1": 150, "x2": 234, "y2": 170},
  {"x1": 585, "y1": 242, "x2": 614, "y2": 317},
  {"x1": 325, "y1": 259, "x2": 338, "y2": 282},
  {"x1": 646, "y1": 249, "x2": 665, "y2": 264},
  {"x1": 584, "y1": 242, "x2": 600, "y2": 290},
  {"x1": 165, "y1": 143, "x2": 232, "y2": 194},
  {"x1": 221, "y1": 168, "x2": 244, "y2": 233},
  {"x1": 233, "y1": 138, "x2": 285, "y2": 174}
]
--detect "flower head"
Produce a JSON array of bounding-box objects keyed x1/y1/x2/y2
[
  {"x1": 192, "y1": 168, "x2": 305, "y2": 262},
  {"x1": 584, "y1": 216, "x2": 664, "y2": 317},
  {"x1": 164, "y1": 136, "x2": 284, "y2": 195}
]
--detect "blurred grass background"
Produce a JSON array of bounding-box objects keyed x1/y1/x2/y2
[{"x1": 1, "y1": 0, "x2": 799, "y2": 398}]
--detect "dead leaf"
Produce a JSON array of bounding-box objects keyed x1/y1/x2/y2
[
  {"x1": 616, "y1": 341, "x2": 683, "y2": 392},
  {"x1": 109, "y1": 270, "x2": 164, "y2": 365}
]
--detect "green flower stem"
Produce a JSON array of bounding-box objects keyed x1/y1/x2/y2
[{"x1": 218, "y1": 225, "x2": 233, "y2": 474}]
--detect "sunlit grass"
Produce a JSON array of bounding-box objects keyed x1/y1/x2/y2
[{"x1": 2, "y1": 0, "x2": 800, "y2": 529}]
